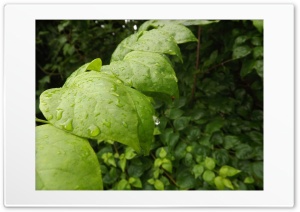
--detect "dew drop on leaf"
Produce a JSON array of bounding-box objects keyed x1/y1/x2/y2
[
  {"x1": 153, "y1": 116, "x2": 160, "y2": 125},
  {"x1": 63, "y1": 118, "x2": 73, "y2": 131},
  {"x1": 88, "y1": 124, "x2": 101, "y2": 137},
  {"x1": 56, "y1": 109, "x2": 63, "y2": 120},
  {"x1": 111, "y1": 92, "x2": 120, "y2": 97},
  {"x1": 103, "y1": 120, "x2": 111, "y2": 128},
  {"x1": 47, "y1": 114, "x2": 53, "y2": 120}
]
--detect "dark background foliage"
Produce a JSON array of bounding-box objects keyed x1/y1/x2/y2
[{"x1": 36, "y1": 20, "x2": 263, "y2": 190}]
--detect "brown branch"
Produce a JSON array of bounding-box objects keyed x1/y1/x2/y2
[
  {"x1": 203, "y1": 58, "x2": 237, "y2": 74},
  {"x1": 190, "y1": 26, "x2": 202, "y2": 103}
]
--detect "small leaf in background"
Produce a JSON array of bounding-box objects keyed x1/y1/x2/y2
[
  {"x1": 124, "y1": 147, "x2": 137, "y2": 160},
  {"x1": 202, "y1": 170, "x2": 215, "y2": 183},
  {"x1": 222, "y1": 178, "x2": 234, "y2": 190},
  {"x1": 213, "y1": 149, "x2": 229, "y2": 166},
  {"x1": 118, "y1": 154, "x2": 127, "y2": 172},
  {"x1": 36, "y1": 124, "x2": 103, "y2": 190},
  {"x1": 159, "y1": 147, "x2": 167, "y2": 158},
  {"x1": 192, "y1": 164, "x2": 204, "y2": 179},
  {"x1": 214, "y1": 176, "x2": 225, "y2": 190},
  {"x1": 232, "y1": 45, "x2": 252, "y2": 59},
  {"x1": 174, "y1": 116, "x2": 190, "y2": 131},
  {"x1": 154, "y1": 179, "x2": 164, "y2": 190},
  {"x1": 204, "y1": 157, "x2": 216, "y2": 170},
  {"x1": 251, "y1": 162, "x2": 263, "y2": 180},
  {"x1": 235, "y1": 144, "x2": 254, "y2": 160},
  {"x1": 244, "y1": 176, "x2": 255, "y2": 184},
  {"x1": 254, "y1": 60, "x2": 263, "y2": 78},
  {"x1": 117, "y1": 179, "x2": 131, "y2": 190},
  {"x1": 252, "y1": 46, "x2": 263, "y2": 59},
  {"x1": 224, "y1": 135, "x2": 241, "y2": 150},
  {"x1": 161, "y1": 158, "x2": 173, "y2": 173},
  {"x1": 176, "y1": 168, "x2": 197, "y2": 189},
  {"x1": 219, "y1": 165, "x2": 241, "y2": 177},
  {"x1": 205, "y1": 119, "x2": 224, "y2": 134},
  {"x1": 240, "y1": 59, "x2": 255, "y2": 78},
  {"x1": 129, "y1": 177, "x2": 142, "y2": 188},
  {"x1": 164, "y1": 108, "x2": 184, "y2": 119},
  {"x1": 252, "y1": 20, "x2": 263, "y2": 33}
]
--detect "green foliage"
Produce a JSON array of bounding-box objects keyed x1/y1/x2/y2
[{"x1": 36, "y1": 20, "x2": 263, "y2": 190}]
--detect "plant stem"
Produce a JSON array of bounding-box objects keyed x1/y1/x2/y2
[
  {"x1": 190, "y1": 26, "x2": 202, "y2": 103},
  {"x1": 35, "y1": 118, "x2": 49, "y2": 124},
  {"x1": 203, "y1": 58, "x2": 237, "y2": 74}
]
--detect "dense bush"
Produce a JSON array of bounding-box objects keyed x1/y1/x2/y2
[{"x1": 36, "y1": 20, "x2": 263, "y2": 190}]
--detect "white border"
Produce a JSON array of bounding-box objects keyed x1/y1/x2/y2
[{"x1": 3, "y1": 4, "x2": 294, "y2": 207}]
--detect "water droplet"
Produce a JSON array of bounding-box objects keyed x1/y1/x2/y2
[
  {"x1": 110, "y1": 85, "x2": 117, "y2": 91},
  {"x1": 153, "y1": 116, "x2": 160, "y2": 125},
  {"x1": 47, "y1": 114, "x2": 53, "y2": 120},
  {"x1": 116, "y1": 79, "x2": 122, "y2": 84},
  {"x1": 116, "y1": 99, "x2": 124, "y2": 108},
  {"x1": 63, "y1": 118, "x2": 73, "y2": 131},
  {"x1": 111, "y1": 92, "x2": 119, "y2": 97},
  {"x1": 88, "y1": 124, "x2": 100, "y2": 137},
  {"x1": 56, "y1": 109, "x2": 63, "y2": 120},
  {"x1": 103, "y1": 120, "x2": 111, "y2": 128},
  {"x1": 122, "y1": 121, "x2": 128, "y2": 128}
]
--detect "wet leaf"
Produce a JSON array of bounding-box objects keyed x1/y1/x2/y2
[
  {"x1": 36, "y1": 124, "x2": 103, "y2": 190},
  {"x1": 40, "y1": 71, "x2": 154, "y2": 155}
]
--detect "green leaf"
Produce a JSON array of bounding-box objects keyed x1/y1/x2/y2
[
  {"x1": 154, "y1": 158, "x2": 163, "y2": 168},
  {"x1": 64, "y1": 58, "x2": 102, "y2": 87},
  {"x1": 176, "y1": 168, "x2": 197, "y2": 189},
  {"x1": 235, "y1": 144, "x2": 254, "y2": 160},
  {"x1": 232, "y1": 45, "x2": 252, "y2": 59},
  {"x1": 212, "y1": 149, "x2": 229, "y2": 166},
  {"x1": 210, "y1": 131, "x2": 223, "y2": 145},
  {"x1": 129, "y1": 29, "x2": 182, "y2": 62},
  {"x1": 105, "y1": 51, "x2": 179, "y2": 98},
  {"x1": 204, "y1": 157, "x2": 216, "y2": 170},
  {"x1": 244, "y1": 176, "x2": 255, "y2": 184},
  {"x1": 159, "y1": 147, "x2": 167, "y2": 158},
  {"x1": 219, "y1": 165, "x2": 241, "y2": 177},
  {"x1": 222, "y1": 178, "x2": 234, "y2": 190},
  {"x1": 254, "y1": 60, "x2": 263, "y2": 78},
  {"x1": 36, "y1": 124, "x2": 103, "y2": 190},
  {"x1": 252, "y1": 20, "x2": 263, "y2": 33},
  {"x1": 252, "y1": 46, "x2": 263, "y2": 59},
  {"x1": 224, "y1": 135, "x2": 241, "y2": 150},
  {"x1": 202, "y1": 170, "x2": 215, "y2": 183},
  {"x1": 117, "y1": 179, "x2": 131, "y2": 190},
  {"x1": 240, "y1": 59, "x2": 255, "y2": 78},
  {"x1": 169, "y1": 20, "x2": 220, "y2": 26},
  {"x1": 124, "y1": 147, "x2": 137, "y2": 160},
  {"x1": 102, "y1": 152, "x2": 116, "y2": 167},
  {"x1": 154, "y1": 179, "x2": 164, "y2": 190},
  {"x1": 161, "y1": 158, "x2": 173, "y2": 173},
  {"x1": 118, "y1": 154, "x2": 127, "y2": 172},
  {"x1": 173, "y1": 116, "x2": 190, "y2": 131},
  {"x1": 129, "y1": 177, "x2": 142, "y2": 188},
  {"x1": 164, "y1": 108, "x2": 184, "y2": 119},
  {"x1": 205, "y1": 119, "x2": 224, "y2": 134},
  {"x1": 111, "y1": 33, "x2": 139, "y2": 62},
  {"x1": 214, "y1": 176, "x2": 225, "y2": 190},
  {"x1": 192, "y1": 164, "x2": 204, "y2": 178},
  {"x1": 251, "y1": 162, "x2": 263, "y2": 180},
  {"x1": 40, "y1": 72, "x2": 154, "y2": 155},
  {"x1": 138, "y1": 20, "x2": 198, "y2": 44}
]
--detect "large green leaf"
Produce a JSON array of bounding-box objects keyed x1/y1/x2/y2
[
  {"x1": 111, "y1": 33, "x2": 139, "y2": 62},
  {"x1": 138, "y1": 20, "x2": 198, "y2": 44},
  {"x1": 129, "y1": 29, "x2": 182, "y2": 62},
  {"x1": 40, "y1": 71, "x2": 154, "y2": 155},
  {"x1": 103, "y1": 51, "x2": 179, "y2": 98},
  {"x1": 36, "y1": 124, "x2": 103, "y2": 190}
]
